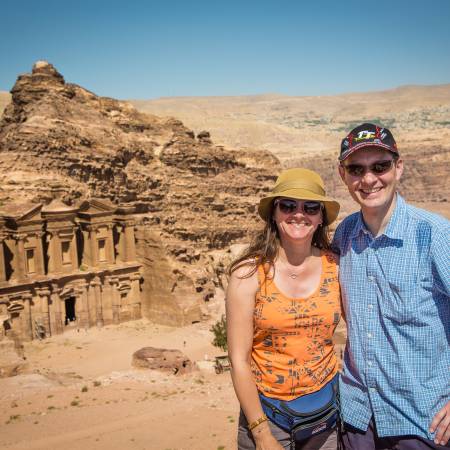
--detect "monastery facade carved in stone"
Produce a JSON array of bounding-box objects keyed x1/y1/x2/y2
[{"x1": 0, "y1": 193, "x2": 142, "y2": 342}]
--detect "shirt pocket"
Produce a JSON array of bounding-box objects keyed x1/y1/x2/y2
[
  {"x1": 382, "y1": 274, "x2": 421, "y2": 324},
  {"x1": 382, "y1": 271, "x2": 437, "y2": 326}
]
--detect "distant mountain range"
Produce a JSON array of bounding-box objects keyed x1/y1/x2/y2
[{"x1": 129, "y1": 84, "x2": 450, "y2": 162}]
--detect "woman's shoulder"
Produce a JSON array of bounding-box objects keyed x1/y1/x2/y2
[
  {"x1": 229, "y1": 258, "x2": 259, "y2": 280},
  {"x1": 227, "y1": 259, "x2": 260, "y2": 302}
]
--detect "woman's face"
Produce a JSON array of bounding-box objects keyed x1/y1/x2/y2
[{"x1": 273, "y1": 197, "x2": 323, "y2": 245}]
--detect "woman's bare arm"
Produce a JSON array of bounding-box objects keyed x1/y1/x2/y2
[{"x1": 226, "y1": 266, "x2": 282, "y2": 449}]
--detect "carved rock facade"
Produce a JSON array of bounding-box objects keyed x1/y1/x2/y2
[
  {"x1": 0, "y1": 196, "x2": 141, "y2": 342},
  {"x1": 0, "y1": 61, "x2": 280, "y2": 326}
]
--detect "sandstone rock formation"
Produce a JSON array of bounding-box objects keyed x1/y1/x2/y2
[
  {"x1": 132, "y1": 89, "x2": 450, "y2": 217},
  {"x1": 0, "y1": 61, "x2": 280, "y2": 326},
  {"x1": 132, "y1": 346, "x2": 196, "y2": 374}
]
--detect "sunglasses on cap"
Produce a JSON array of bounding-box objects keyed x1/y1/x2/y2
[
  {"x1": 341, "y1": 159, "x2": 395, "y2": 177},
  {"x1": 274, "y1": 198, "x2": 323, "y2": 215}
]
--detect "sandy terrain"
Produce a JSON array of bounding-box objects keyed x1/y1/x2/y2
[{"x1": 0, "y1": 319, "x2": 239, "y2": 450}]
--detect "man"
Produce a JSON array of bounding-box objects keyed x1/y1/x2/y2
[{"x1": 332, "y1": 123, "x2": 450, "y2": 449}]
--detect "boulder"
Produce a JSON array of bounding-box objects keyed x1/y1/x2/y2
[{"x1": 132, "y1": 347, "x2": 197, "y2": 375}]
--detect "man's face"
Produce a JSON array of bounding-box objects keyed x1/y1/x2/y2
[{"x1": 338, "y1": 148, "x2": 403, "y2": 213}]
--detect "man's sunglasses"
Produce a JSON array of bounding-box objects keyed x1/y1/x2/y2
[
  {"x1": 274, "y1": 198, "x2": 322, "y2": 215},
  {"x1": 341, "y1": 159, "x2": 395, "y2": 177}
]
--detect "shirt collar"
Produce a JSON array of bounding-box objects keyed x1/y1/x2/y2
[
  {"x1": 349, "y1": 211, "x2": 369, "y2": 238},
  {"x1": 382, "y1": 194, "x2": 406, "y2": 240},
  {"x1": 349, "y1": 194, "x2": 406, "y2": 240}
]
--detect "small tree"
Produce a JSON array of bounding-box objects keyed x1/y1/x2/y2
[{"x1": 210, "y1": 315, "x2": 227, "y2": 352}]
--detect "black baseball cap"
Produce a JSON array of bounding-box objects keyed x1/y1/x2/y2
[{"x1": 339, "y1": 123, "x2": 399, "y2": 161}]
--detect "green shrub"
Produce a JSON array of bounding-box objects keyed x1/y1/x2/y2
[{"x1": 210, "y1": 315, "x2": 227, "y2": 352}]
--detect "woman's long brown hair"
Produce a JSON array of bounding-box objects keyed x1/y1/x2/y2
[{"x1": 228, "y1": 202, "x2": 331, "y2": 278}]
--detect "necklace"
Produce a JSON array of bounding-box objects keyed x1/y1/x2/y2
[
  {"x1": 278, "y1": 250, "x2": 314, "y2": 279},
  {"x1": 280, "y1": 262, "x2": 304, "y2": 279}
]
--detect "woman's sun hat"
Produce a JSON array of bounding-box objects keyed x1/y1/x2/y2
[{"x1": 258, "y1": 168, "x2": 340, "y2": 224}]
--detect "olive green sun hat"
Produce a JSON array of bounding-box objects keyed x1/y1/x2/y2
[{"x1": 258, "y1": 168, "x2": 340, "y2": 224}]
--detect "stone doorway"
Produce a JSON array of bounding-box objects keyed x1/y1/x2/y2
[{"x1": 64, "y1": 296, "x2": 76, "y2": 325}]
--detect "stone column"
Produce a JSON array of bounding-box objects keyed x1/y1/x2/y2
[
  {"x1": 50, "y1": 283, "x2": 63, "y2": 335},
  {"x1": 91, "y1": 276, "x2": 104, "y2": 327},
  {"x1": 102, "y1": 275, "x2": 114, "y2": 325},
  {"x1": 35, "y1": 232, "x2": 46, "y2": 275},
  {"x1": 81, "y1": 228, "x2": 91, "y2": 267},
  {"x1": 13, "y1": 234, "x2": 27, "y2": 280},
  {"x1": 89, "y1": 226, "x2": 99, "y2": 268},
  {"x1": 87, "y1": 281, "x2": 96, "y2": 327},
  {"x1": 110, "y1": 277, "x2": 120, "y2": 325},
  {"x1": 36, "y1": 288, "x2": 51, "y2": 337},
  {"x1": 47, "y1": 231, "x2": 61, "y2": 274},
  {"x1": 77, "y1": 283, "x2": 90, "y2": 329},
  {"x1": 130, "y1": 273, "x2": 141, "y2": 320},
  {"x1": 71, "y1": 230, "x2": 79, "y2": 272},
  {"x1": 107, "y1": 224, "x2": 115, "y2": 265},
  {"x1": 21, "y1": 293, "x2": 33, "y2": 341}
]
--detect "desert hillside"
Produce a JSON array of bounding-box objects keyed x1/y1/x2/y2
[
  {"x1": 130, "y1": 85, "x2": 450, "y2": 161},
  {"x1": 131, "y1": 85, "x2": 450, "y2": 217}
]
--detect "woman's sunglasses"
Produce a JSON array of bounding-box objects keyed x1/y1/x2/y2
[
  {"x1": 341, "y1": 159, "x2": 395, "y2": 177},
  {"x1": 275, "y1": 198, "x2": 322, "y2": 215}
]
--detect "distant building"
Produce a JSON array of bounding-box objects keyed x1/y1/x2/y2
[{"x1": 0, "y1": 196, "x2": 142, "y2": 342}]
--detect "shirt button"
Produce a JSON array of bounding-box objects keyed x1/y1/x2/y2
[
  {"x1": 368, "y1": 275, "x2": 375, "y2": 282},
  {"x1": 368, "y1": 304, "x2": 373, "y2": 310},
  {"x1": 367, "y1": 333, "x2": 373, "y2": 338},
  {"x1": 367, "y1": 360, "x2": 373, "y2": 366}
]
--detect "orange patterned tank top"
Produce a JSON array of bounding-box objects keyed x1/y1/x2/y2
[{"x1": 251, "y1": 251, "x2": 341, "y2": 400}]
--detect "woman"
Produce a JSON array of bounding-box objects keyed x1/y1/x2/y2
[{"x1": 226, "y1": 168, "x2": 341, "y2": 450}]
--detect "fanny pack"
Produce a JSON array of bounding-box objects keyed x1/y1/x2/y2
[{"x1": 258, "y1": 375, "x2": 339, "y2": 445}]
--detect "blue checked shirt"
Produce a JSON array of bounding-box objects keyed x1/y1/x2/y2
[{"x1": 332, "y1": 194, "x2": 450, "y2": 439}]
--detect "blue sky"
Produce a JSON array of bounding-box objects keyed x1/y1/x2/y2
[{"x1": 1, "y1": 0, "x2": 450, "y2": 99}]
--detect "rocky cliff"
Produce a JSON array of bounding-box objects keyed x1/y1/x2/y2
[
  {"x1": 0, "y1": 61, "x2": 280, "y2": 325},
  {"x1": 133, "y1": 87, "x2": 450, "y2": 217}
]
